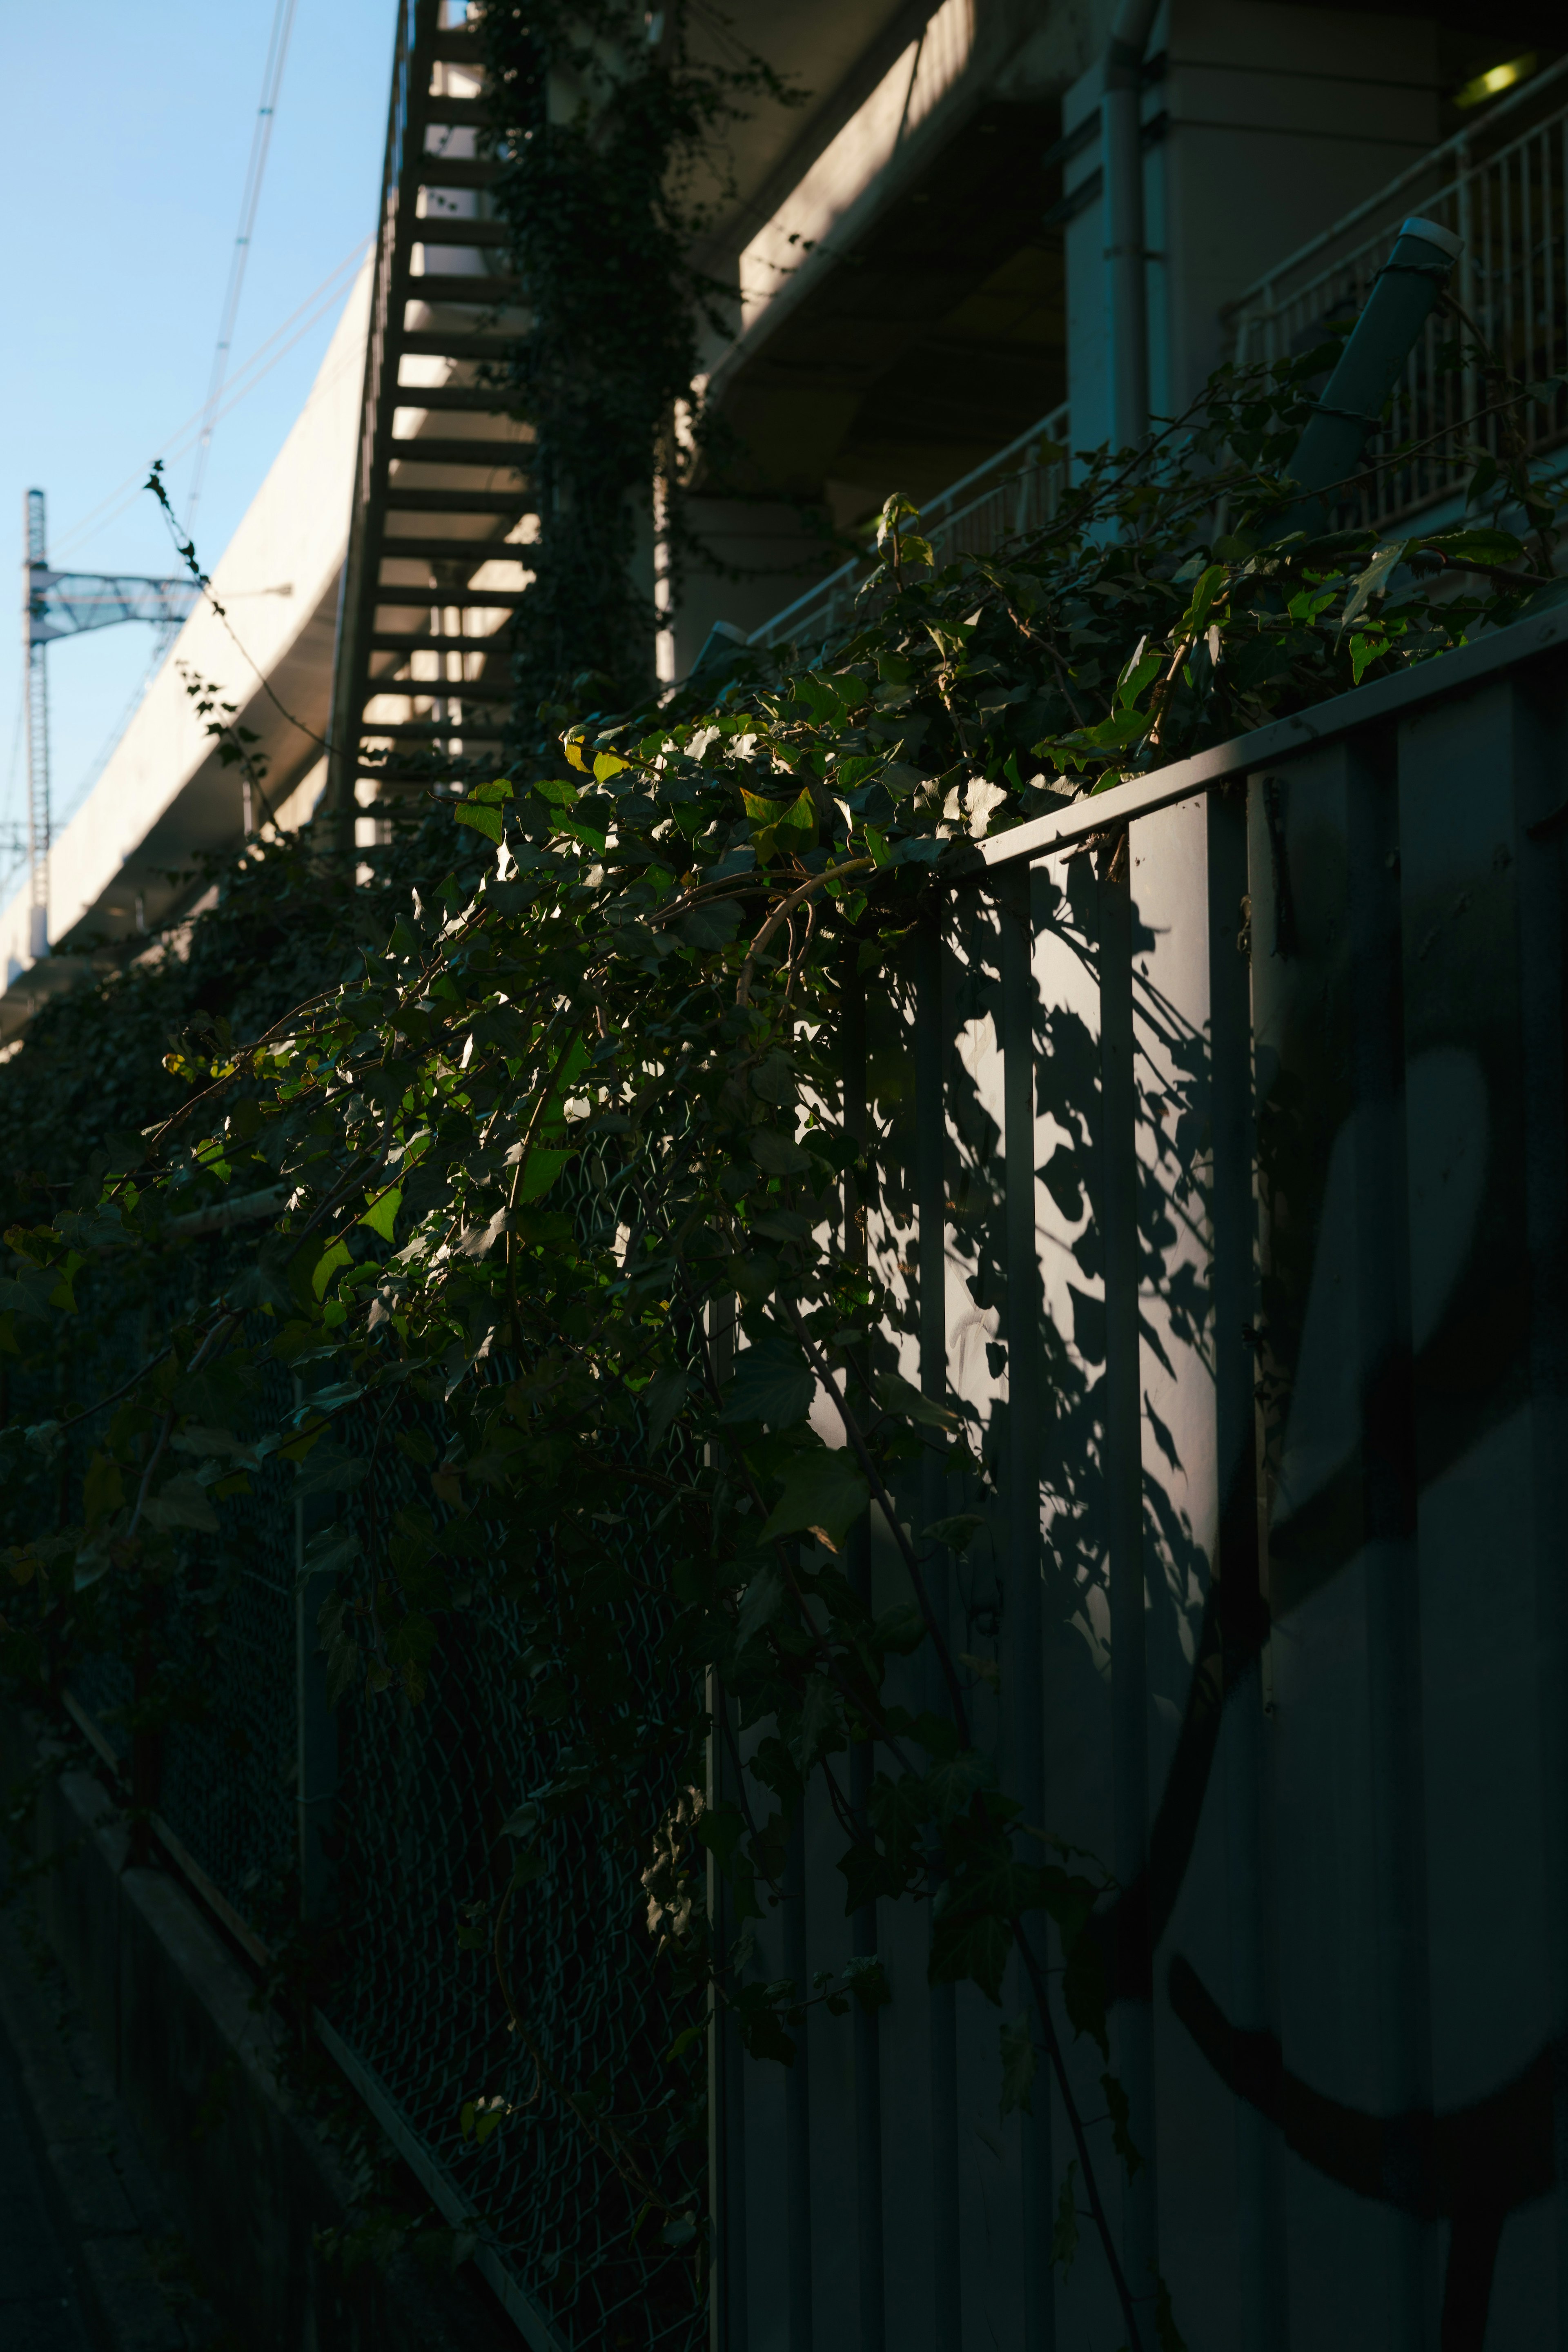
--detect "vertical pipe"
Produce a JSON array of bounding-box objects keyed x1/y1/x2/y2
[
  {"x1": 915, "y1": 918, "x2": 962, "y2": 2345},
  {"x1": 1346, "y1": 732, "x2": 1430, "y2": 2349},
  {"x1": 785, "y1": 1810, "x2": 814, "y2": 2352},
  {"x1": 1103, "y1": 0, "x2": 1160, "y2": 452},
  {"x1": 1098, "y1": 849, "x2": 1158, "y2": 2329},
  {"x1": 1000, "y1": 871, "x2": 1054, "y2": 2352},
  {"x1": 842, "y1": 956, "x2": 886, "y2": 2352},
  {"x1": 1209, "y1": 794, "x2": 1287, "y2": 2348}
]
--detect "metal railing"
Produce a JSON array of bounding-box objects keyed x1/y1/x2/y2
[
  {"x1": 753, "y1": 400, "x2": 1071, "y2": 654},
  {"x1": 26, "y1": 593, "x2": 1568, "y2": 2351},
  {"x1": 1229, "y1": 55, "x2": 1568, "y2": 529},
  {"x1": 714, "y1": 597, "x2": 1568, "y2": 2350}
]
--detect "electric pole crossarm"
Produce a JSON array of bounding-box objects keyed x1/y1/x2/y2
[{"x1": 27, "y1": 570, "x2": 200, "y2": 646}]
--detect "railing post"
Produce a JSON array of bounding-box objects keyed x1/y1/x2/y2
[
  {"x1": 842, "y1": 953, "x2": 886, "y2": 2352},
  {"x1": 294, "y1": 1383, "x2": 339, "y2": 1924},
  {"x1": 1098, "y1": 842, "x2": 1158, "y2": 2336},
  {"x1": 1000, "y1": 866, "x2": 1054, "y2": 2352},
  {"x1": 915, "y1": 918, "x2": 962, "y2": 2346}
]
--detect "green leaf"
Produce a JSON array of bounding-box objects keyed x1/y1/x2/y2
[
  {"x1": 300, "y1": 1521, "x2": 360, "y2": 1581},
  {"x1": 792, "y1": 1672, "x2": 841, "y2": 1766},
  {"x1": 680, "y1": 899, "x2": 742, "y2": 951},
  {"x1": 1051, "y1": 2161, "x2": 1080, "y2": 2274},
  {"x1": 923, "y1": 1512, "x2": 985, "y2": 1553},
  {"x1": 1116, "y1": 650, "x2": 1163, "y2": 711},
  {"x1": 929, "y1": 1902, "x2": 1012, "y2": 2003},
  {"x1": 841, "y1": 1954, "x2": 891, "y2": 2010},
  {"x1": 744, "y1": 787, "x2": 816, "y2": 862},
  {"x1": 1420, "y1": 526, "x2": 1524, "y2": 565},
  {"x1": 750, "y1": 1127, "x2": 811, "y2": 1177},
  {"x1": 312, "y1": 1239, "x2": 353, "y2": 1300},
  {"x1": 1000, "y1": 2013, "x2": 1037, "y2": 2118},
  {"x1": 642, "y1": 1368, "x2": 692, "y2": 1451},
  {"x1": 1341, "y1": 539, "x2": 1410, "y2": 631},
  {"x1": 735, "y1": 1562, "x2": 788, "y2": 1646},
  {"x1": 359, "y1": 1185, "x2": 401, "y2": 1242},
  {"x1": 1179, "y1": 563, "x2": 1227, "y2": 637},
  {"x1": 871, "y1": 1601, "x2": 926, "y2": 1654},
  {"x1": 142, "y1": 1474, "x2": 220, "y2": 1534},
  {"x1": 877, "y1": 1370, "x2": 956, "y2": 1430},
  {"x1": 454, "y1": 798, "x2": 504, "y2": 844},
  {"x1": 761, "y1": 1447, "x2": 869, "y2": 1552}
]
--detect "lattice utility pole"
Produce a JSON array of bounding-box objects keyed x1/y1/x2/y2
[
  {"x1": 23, "y1": 492, "x2": 49, "y2": 960},
  {"x1": 21, "y1": 488, "x2": 198, "y2": 960}
]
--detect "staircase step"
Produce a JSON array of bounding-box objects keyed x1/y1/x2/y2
[
  {"x1": 359, "y1": 677, "x2": 514, "y2": 703},
  {"x1": 374, "y1": 535, "x2": 526, "y2": 562},
  {"x1": 415, "y1": 216, "x2": 508, "y2": 247},
  {"x1": 417, "y1": 158, "x2": 501, "y2": 191},
  {"x1": 387, "y1": 437, "x2": 528, "y2": 467},
  {"x1": 400, "y1": 330, "x2": 520, "y2": 361},
  {"x1": 357, "y1": 719, "x2": 509, "y2": 739},
  {"x1": 383, "y1": 488, "x2": 528, "y2": 515},
  {"x1": 407, "y1": 271, "x2": 522, "y2": 305},
  {"x1": 421, "y1": 97, "x2": 488, "y2": 128},
  {"x1": 430, "y1": 28, "x2": 483, "y2": 62},
  {"x1": 370, "y1": 631, "x2": 513, "y2": 652},
  {"x1": 389, "y1": 382, "x2": 519, "y2": 412}
]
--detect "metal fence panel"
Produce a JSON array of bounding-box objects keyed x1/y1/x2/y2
[{"x1": 723, "y1": 621, "x2": 1568, "y2": 2349}]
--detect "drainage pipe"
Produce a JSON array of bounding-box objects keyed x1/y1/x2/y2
[
  {"x1": 1103, "y1": 0, "x2": 1161, "y2": 451},
  {"x1": 1279, "y1": 214, "x2": 1462, "y2": 537}
]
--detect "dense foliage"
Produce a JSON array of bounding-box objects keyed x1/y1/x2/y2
[
  {"x1": 479, "y1": 0, "x2": 800, "y2": 723},
  {"x1": 4, "y1": 343, "x2": 1566, "y2": 2345}
]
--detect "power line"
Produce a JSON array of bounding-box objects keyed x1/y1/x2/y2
[
  {"x1": 50, "y1": 235, "x2": 370, "y2": 567},
  {"x1": 184, "y1": 0, "x2": 301, "y2": 537}
]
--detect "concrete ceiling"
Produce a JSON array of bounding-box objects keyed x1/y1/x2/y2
[{"x1": 703, "y1": 94, "x2": 1064, "y2": 510}]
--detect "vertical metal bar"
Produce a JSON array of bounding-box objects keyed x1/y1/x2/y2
[
  {"x1": 708, "y1": 1668, "x2": 746, "y2": 2352},
  {"x1": 915, "y1": 917, "x2": 961, "y2": 2345},
  {"x1": 1347, "y1": 729, "x2": 1430, "y2": 2348},
  {"x1": 294, "y1": 1382, "x2": 339, "y2": 1925},
  {"x1": 1208, "y1": 793, "x2": 1287, "y2": 2347},
  {"x1": 842, "y1": 954, "x2": 886, "y2": 2352},
  {"x1": 706, "y1": 1303, "x2": 742, "y2": 2352},
  {"x1": 785, "y1": 1811, "x2": 813, "y2": 2352},
  {"x1": 1000, "y1": 870, "x2": 1054, "y2": 2352},
  {"x1": 1098, "y1": 849, "x2": 1159, "y2": 2323},
  {"x1": 1507, "y1": 672, "x2": 1568, "y2": 2345}
]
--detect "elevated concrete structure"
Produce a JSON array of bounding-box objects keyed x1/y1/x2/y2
[{"x1": 0, "y1": 264, "x2": 371, "y2": 1041}]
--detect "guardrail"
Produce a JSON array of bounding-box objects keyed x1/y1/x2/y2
[
  {"x1": 1228, "y1": 56, "x2": 1568, "y2": 530},
  {"x1": 753, "y1": 401, "x2": 1071, "y2": 655}
]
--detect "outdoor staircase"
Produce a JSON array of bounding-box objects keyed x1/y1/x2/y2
[{"x1": 325, "y1": 0, "x2": 532, "y2": 837}]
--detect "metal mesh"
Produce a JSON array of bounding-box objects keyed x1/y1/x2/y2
[{"x1": 13, "y1": 1184, "x2": 706, "y2": 2350}]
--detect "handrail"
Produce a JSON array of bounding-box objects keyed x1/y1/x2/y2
[
  {"x1": 979, "y1": 597, "x2": 1568, "y2": 873},
  {"x1": 1224, "y1": 50, "x2": 1568, "y2": 318},
  {"x1": 755, "y1": 399, "x2": 1071, "y2": 646}
]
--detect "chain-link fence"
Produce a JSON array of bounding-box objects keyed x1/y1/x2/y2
[{"x1": 14, "y1": 1173, "x2": 706, "y2": 2352}]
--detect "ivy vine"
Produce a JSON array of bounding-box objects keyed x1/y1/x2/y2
[{"x1": 1, "y1": 338, "x2": 1564, "y2": 2345}]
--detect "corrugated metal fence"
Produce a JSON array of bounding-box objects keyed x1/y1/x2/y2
[{"x1": 717, "y1": 604, "x2": 1568, "y2": 2352}]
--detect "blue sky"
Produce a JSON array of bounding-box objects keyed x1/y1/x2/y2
[{"x1": 2, "y1": 1, "x2": 396, "y2": 872}]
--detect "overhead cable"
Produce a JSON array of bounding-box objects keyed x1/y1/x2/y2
[{"x1": 185, "y1": 0, "x2": 301, "y2": 535}]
